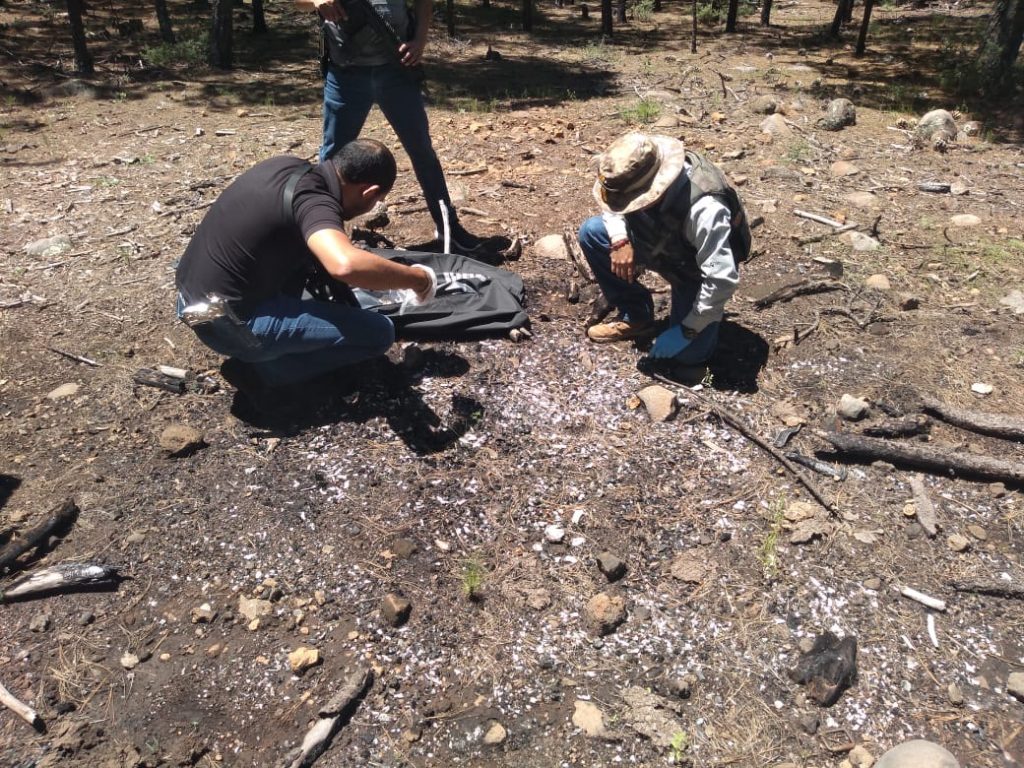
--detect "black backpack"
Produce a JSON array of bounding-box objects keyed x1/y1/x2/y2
[{"x1": 283, "y1": 164, "x2": 529, "y2": 340}]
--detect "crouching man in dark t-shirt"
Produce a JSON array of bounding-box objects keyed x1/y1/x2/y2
[{"x1": 175, "y1": 139, "x2": 435, "y2": 407}]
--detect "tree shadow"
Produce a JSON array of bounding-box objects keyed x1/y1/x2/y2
[
  {"x1": 0, "y1": 474, "x2": 20, "y2": 512},
  {"x1": 231, "y1": 351, "x2": 481, "y2": 455}
]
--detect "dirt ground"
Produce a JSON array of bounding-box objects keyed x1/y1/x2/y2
[{"x1": 2, "y1": 0, "x2": 1024, "y2": 766}]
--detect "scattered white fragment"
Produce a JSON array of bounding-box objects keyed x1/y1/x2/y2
[
  {"x1": 970, "y1": 382, "x2": 993, "y2": 395},
  {"x1": 927, "y1": 613, "x2": 939, "y2": 648},
  {"x1": 544, "y1": 524, "x2": 565, "y2": 543}
]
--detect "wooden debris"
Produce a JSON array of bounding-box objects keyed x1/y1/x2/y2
[
  {"x1": 947, "y1": 578, "x2": 1024, "y2": 600},
  {"x1": 448, "y1": 165, "x2": 488, "y2": 176},
  {"x1": 819, "y1": 431, "x2": 1024, "y2": 485},
  {"x1": 794, "y1": 209, "x2": 854, "y2": 229},
  {"x1": 48, "y1": 346, "x2": 101, "y2": 367},
  {"x1": 921, "y1": 395, "x2": 1024, "y2": 442},
  {"x1": 899, "y1": 585, "x2": 946, "y2": 612},
  {"x1": 0, "y1": 680, "x2": 41, "y2": 730},
  {"x1": 133, "y1": 368, "x2": 186, "y2": 395},
  {"x1": 794, "y1": 222, "x2": 857, "y2": 246},
  {"x1": 282, "y1": 665, "x2": 372, "y2": 768},
  {"x1": 563, "y1": 230, "x2": 595, "y2": 284},
  {"x1": 0, "y1": 499, "x2": 78, "y2": 575},
  {"x1": 908, "y1": 474, "x2": 939, "y2": 537},
  {"x1": 1, "y1": 563, "x2": 121, "y2": 601},
  {"x1": 862, "y1": 415, "x2": 931, "y2": 439},
  {"x1": 784, "y1": 451, "x2": 848, "y2": 480},
  {"x1": 753, "y1": 279, "x2": 845, "y2": 309}
]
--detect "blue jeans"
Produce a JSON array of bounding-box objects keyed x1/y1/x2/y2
[
  {"x1": 322, "y1": 64, "x2": 453, "y2": 231},
  {"x1": 177, "y1": 293, "x2": 394, "y2": 388},
  {"x1": 578, "y1": 216, "x2": 719, "y2": 364}
]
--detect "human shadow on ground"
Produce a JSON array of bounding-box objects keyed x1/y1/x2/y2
[
  {"x1": 231, "y1": 350, "x2": 480, "y2": 454},
  {"x1": 707, "y1": 319, "x2": 770, "y2": 394}
]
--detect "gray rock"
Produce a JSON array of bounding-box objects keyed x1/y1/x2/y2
[
  {"x1": 760, "y1": 113, "x2": 792, "y2": 137},
  {"x1": 875, "y1": 739, "x2": 960, "y2": 768},
  {"x1": 585, "y1": 592, "x2": 626, "y2": 636},
  {"x1": 532, "y1": 234, "x2": 569, "y2": 261},
  {"x1": 637, "y1": 385, "x2": 678, "y2": 422},
  {"x1": 238, "y1": 596, "x2": 273, "y2": 622},
  {"x1": 572, "y1": 700, "x2": 607, "y2": 737},
  {"x1": 949, "y1": 213, "x2": 981, "y2": 228},
  {"x1": 30, "y1": 612, "x2": 51, "y2": 632},
  {"x1": 596, "y1": 551, "x2": 627, "y2": 582},
  {"x1": 159, "y1": 424, "x2": 205, "y2": 456},
  {"x1": 821, "y1": 98, "x2": 856, "y2": 131},
  {"x1": 838, "y1": 394, "x2": 870, "y2": 421},
  {"x1": 620, "y1": 686, "x2": 685, "y2": 749},
  {"x1": 652, "y1": 114, "x2": 680, "y2": 129},
  {"x1": 1008, "y1": 671, "x2": 1024, "y2": 701},
  {"x1": 354, "y1": 201, "x2": 389, "y2": 230},
  {"x1": 865, "y1": 274, "x2": 891, "y2": 291},
  {"x1": 798, "y1": 712, "x2": 819, "y2": 734},
  {"x1": 947, "y1": 682, "x2": 964, "y2": 705},
  {"x1": 750, "y1": 95, "x2": 779, "y2": 115},
  {"x1": 916, "y1": 110, "x2": 957, "y2": 143},
  {"x1": 47, "y1": 383, "x2": 80, "y2": 401},
  {"x1": 382, "y1": 593, "x2": 411, "y2": 627},
  {"x1": 482, "y1": 720, "x2": 507, "y2": 745},
  {"x1": 24, "y1": 234, "x2": 72, "y2": 257},
  {"x1": 392, "y1": 537, "x2": 418, "y2": 558},
  {"x1": 839, "y1": 231, "x2": 881, "y2": 251}
]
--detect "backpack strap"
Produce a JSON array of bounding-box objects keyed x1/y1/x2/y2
[{"x1": 282, "y1": 162, "x2": 314, "y2": 225}]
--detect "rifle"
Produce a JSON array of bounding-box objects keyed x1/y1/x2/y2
[{"x1": 326, "y1": 0, "x2": 425, "y2": 83}]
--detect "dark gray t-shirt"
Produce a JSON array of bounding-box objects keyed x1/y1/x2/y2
[{"x1": 176, "y1": 157, "x2": 344, "y2": 317}]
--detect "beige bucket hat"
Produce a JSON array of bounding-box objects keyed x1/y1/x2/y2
[{"x1": 593, "y1": 132, "x2": 687, "y2": 215}]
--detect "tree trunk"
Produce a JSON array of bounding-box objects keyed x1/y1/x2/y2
[
  {"x1": 653, "y1": 0, "x2": 662, "y2": 10},
  {"x1": 616, "y1": 0, "x2": 626, "y2": 23},
  {"x1": 977, "y1": 0, "x2": 1024, "y2": 93},
  {"x1": 446, "y1": 0, "x2": 455, "y2": 36},
  {"x1": 726, "y1": 0, "x2": 739, "y2": 30},
  {"x1": 854, "y1": 0, "x2": 874, "y2": 55},
  {"x1": 601, "y1": 0, "x2": 613, "y2": 35},
  {"x1": 64, "y1": 0, "x2": 94, "y2": 74},
  {"x1": 843, "y1": 0, "x2": 854, "y2": 22},
  {"x1": 829, "y1": 0, "x2": 849, "y2": 37},
  {"x1": 252, "y1": 0, "x2": 267, "y2": 33},
  {"x1": 153, "y1": 0, "x2": 175, "y2": 41},
  {"x1": 522, "y1": 0, "x2": 533, "y2": 30},
  {"x1": 209, "y1": 0, "x2": 233, "y2": 69},
  {"x1": 691, "y1": 0, "x2": 697, "y2": 51}
]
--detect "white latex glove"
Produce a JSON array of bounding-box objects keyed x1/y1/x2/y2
[{"x1": 400, "y1": 264, "x2": 437, "y2": 314}]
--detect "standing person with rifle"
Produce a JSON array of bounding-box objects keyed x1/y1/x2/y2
[{"x1": 297, "y1": 0, "x2": 492, "y2": 256}]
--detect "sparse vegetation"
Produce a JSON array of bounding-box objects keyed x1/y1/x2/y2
[
  {"x1": 142, "y1": 35, "x2": 205, "y2": 69},
  {"x1": 759, "y1": 495, "x2": 786, "y2": 580},
  {"x1": 620, "y1": 98, "x2": 661, "y2": 125},
  {"x1": 461, "y1": 556, "x2": 486, "y2": 600}
]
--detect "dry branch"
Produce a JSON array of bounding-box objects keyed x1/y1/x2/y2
[
  {"x1": 921, "y1": 395, "x2": 1024, "y2": 442},
  {"x1": 753, "y1": 279, "x2": 845, "y2": 309},
  {"x1": 819, "y1": 432, "x2": 1024, "y2": 485},
  {"x1": 0, "y1": 680, "x2": 41, "y2": 730},
  {"x1": 908, "y1": 475, "x2": 939, "y2": 536},
  {"x1": 947, "y1": 578, "x2": 1024, "y2": 600},
  {"x1": 649, "y1": 374, "x2": 838, "y2": 515},
  {"x1": 1, "y1": 563, "x2": 121, "y2": 601},
  {"x1": 0, "y1": 499, "x2": 78, "y2": 575},
  {"x1": 563, "y1": 231, "x2": 595, "y2": 284},
  {"x1": 281, "y1": 665, "x2": 372, "y2": 768},
  {"x1": 48, "y1": 346, "x2": 100, "y2": 367},
  {"x1": 794, "y1": 209, "x2": 852, "y2": 229}
]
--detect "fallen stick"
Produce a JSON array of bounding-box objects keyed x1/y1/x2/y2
[
  {"x1": 920, "y1": 395, "x2": 1024, "y2": 442},
  {"x1": 0, "y1": 499, "x2": 79, "y2": 575},
  {"x1": 649, "y1": 374, "x2": 838, "y2": 515},
  {"x1": 862, "y1": 415, "x2": 931, "y2": 439},
  {"x1": 794, "y1": 222, "x2": 857, "y2": 246},
  {"x1": 282, "y1": 665, "x2": 372, "y2": 768},
  {"x1": 48, "y1": 346, "x2": 101, "y2": 367},
  {"x1": 899, "y1": 585, "x2": 946, "y2": 611},
  {"x1": 0, "y1": 680, "x2": 41, "y2": 730},
  {"x1": 819, "y1": 431, "x2": 1024, "y2": 485},
  {"x1": 753, "y1": 279, "x2": 845, "y2": 309},
  {"x1": 447, "y1": 165, "x2": 488, "y2": 176},
  {"x1": 784, "y1": 451, "x2": 848, "y2": 481},
  {"x1": 794, "y1": 209, "x2": 853, "y2": 229},
  {"x1": 0, "y1": 563, "x2": 121, "y2": 601},
  {"x1": 132, "y1": 368, "x2": 186, "y2": 395},
  {"x1": 563, "y1": 230, "x2": 596, "y2": 284},
  {"x1": 947, "y1": 578, "x2": 1024, "y2": 600}
]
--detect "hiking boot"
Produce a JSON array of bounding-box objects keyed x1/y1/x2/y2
[{"x1": 586, "y1": 319, "x2": 655, "y2": 343}]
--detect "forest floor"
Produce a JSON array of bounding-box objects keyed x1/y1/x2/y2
[{"x1": 1, "y1": 0, "x2": 1023, "y2": 766}]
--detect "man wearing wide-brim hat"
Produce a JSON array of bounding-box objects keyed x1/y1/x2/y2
[{"x1": 579, "y1": 132, "x2": 743, "y2": 376}]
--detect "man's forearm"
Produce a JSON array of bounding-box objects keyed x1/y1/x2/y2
[
  {"x1": 414, "y1": 0, "x2": 432, "y2": 38},
  {"x1": 308, "y1": 229, "x2": 429, "y2": 293}
]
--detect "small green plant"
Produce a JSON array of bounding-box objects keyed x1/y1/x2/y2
[
  {"x1": 669, "y1": 730, "x2": 690, "y2": 763},
  {"x1": 620, "y1": 98, "x2": 661, "y2": 125},
  {"x1": 759, "y1": 495, "x2": 786, "y2": 579},
  {"x1": 696, "y1": 0, "x2": 721, "y2": 25},
  {"x1": 461, "y1": 557, "x2": 486, "y2": 600},
  {"x1": 782, "y1": 138, "x2": 811, "y2": 165},
  {"x1": 142, "y1": 35, "x2": 206, "y2": 69},
  {"x1": 635, "y1": 0, "x2": 656, "y2": 20},
  {"x1": 96, "y1": 176, "x2": 120, "y2": 188}
]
